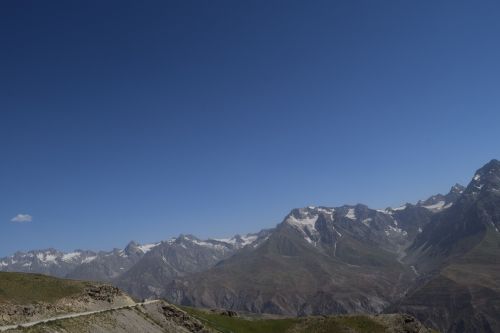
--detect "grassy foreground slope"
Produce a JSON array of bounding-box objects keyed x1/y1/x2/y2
[
  {"x1": 0, "y1": 272, "x2": 136, "y2": 327},
  {"x1": 0, "y1": 272, "x2": 89, "y2": 304},
  {"x1": 182, "y1": 306, "x2": 435, "y2": 333},
  {"x1": 0, "y1": 272, "x2": 210, "y2": 332}
]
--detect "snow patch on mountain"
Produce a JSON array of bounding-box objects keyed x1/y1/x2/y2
[
  {"x1": 82, "y1": 256, "x2": 97, "y2": 264},
  {"x1": 240, "y1": 235, "x2": 258, "y2": 246},
  {"x1": 36, "y1": 252, "x2": 57, "y2": 264},
  {"x1": 62, "y1": 252, "x2": 81, "y2": 262},
  {"x1": 378, "y1": 208, "x2": 393, "y2": 215},
  {"x1": 317, "y1": 207, "x2": 334, "y2": 215},
  {"x1": 214, "y1": 234, "x2": 259, "y2": 247},
  {"x1": 392, "y1": 205, "x2": 407, "y2": 211},
  {"x1": 421, "y1": 200, "x2": 454, "y2": 212},
  {"x1": 345, "y1": 208, "x2": 356, "y2": 220},
  {"x1": 362, "y1": 218, "x2": 372, "y2": 227},
  {"x1": 190, "y1": 239, "x2": 228, "y2": 250},
  {"x1": 386, "y1": 225, "x2": 408, "y2": 237},
  {"x1": 286, "y1": 212, "x2": 319, "y2": 244},
  {"x1": 138, "y1": 243, "x2": 160, "y2": 253},
  {"x1": 287, "y1": 214, "x2": 318, "y2": 232}
]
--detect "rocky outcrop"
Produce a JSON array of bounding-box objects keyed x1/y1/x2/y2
[
  {"x1": 84, "y1": 285, "x2": 122, "y2": 303},
  {"x1": 210, "y1": 309, "x2": 239, "y2": 317},
  {"x1": 156, "y1": 303, "x2": 209, "y2": 332},
  {"x1": 4, "y1": 301, "x2": 210, "y2": 333}
]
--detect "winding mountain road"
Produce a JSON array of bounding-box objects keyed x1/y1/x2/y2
[{"x1": 0, "y1": 300, "x2": 160, "y2": 332}]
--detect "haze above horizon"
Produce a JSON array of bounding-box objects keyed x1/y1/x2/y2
[{"x1": 1, "y1": 0, "x2": 500, "y2": 256}]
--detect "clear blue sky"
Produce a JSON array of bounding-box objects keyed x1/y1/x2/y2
[{"x1": 1, "y1": 0, "x2": 500, "y2": 256}]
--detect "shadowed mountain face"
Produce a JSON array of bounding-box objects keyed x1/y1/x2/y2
[
  {"x1": 114, "y1": 235, "x2": 245, "y2": 297},
  {"x1": 393, "y1": 159, "x2": 500, "y2": 333},
  {"x1": 406, "y1": 161, "x2": 500, "y2": 271}
]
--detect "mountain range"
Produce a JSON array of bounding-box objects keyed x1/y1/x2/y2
[{"x1": 2, "y1": 160, "x2": 500, "y2": 333}]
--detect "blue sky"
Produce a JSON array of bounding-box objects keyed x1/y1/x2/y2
[{"x1": 1, "y1": 0, "x2": 500, "y2": 256}]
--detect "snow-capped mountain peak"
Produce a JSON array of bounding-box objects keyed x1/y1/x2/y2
[
  {"x1": 213, "y1": 230, "x2": 269, "y2": 249},
  {"x1": 465, "y1": 159, "x2": 500, "y2": 196}
]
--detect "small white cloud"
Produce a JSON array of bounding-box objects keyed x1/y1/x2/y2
[{"x1": 11, "y1": 214, "x2": 33, "y2": 223}]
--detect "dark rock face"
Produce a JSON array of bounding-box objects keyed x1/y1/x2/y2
[
  {"x1": 210, "y1": 309, "x2": 238, "y2": 317},
  {"x1": 85, "y1": 285, "x2": 122, "y2": 302},
  {"x1": 158, "y1": 303, "x2": 209, "y2": 333},
  {"x1": 389, "y1": 276, "x2": 499, "y2": 333}
]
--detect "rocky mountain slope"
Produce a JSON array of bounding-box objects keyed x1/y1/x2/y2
[
  {"x1": 160, "y1": 201, "x2": 437, "y2": 315},
  {"x1": 391, "y1": 159, "x2": 500, "y2": 333},
  {"x1": 114, "y1": 231, "x2": 271, "y2": 298},
  {"x1": 155, "y1": 184, "x2": 464, "y2": 314}
]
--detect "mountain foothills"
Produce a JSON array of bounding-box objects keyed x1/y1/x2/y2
[{"x1": 2, "y1": 160, "x2": 500, "y2": 333}]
